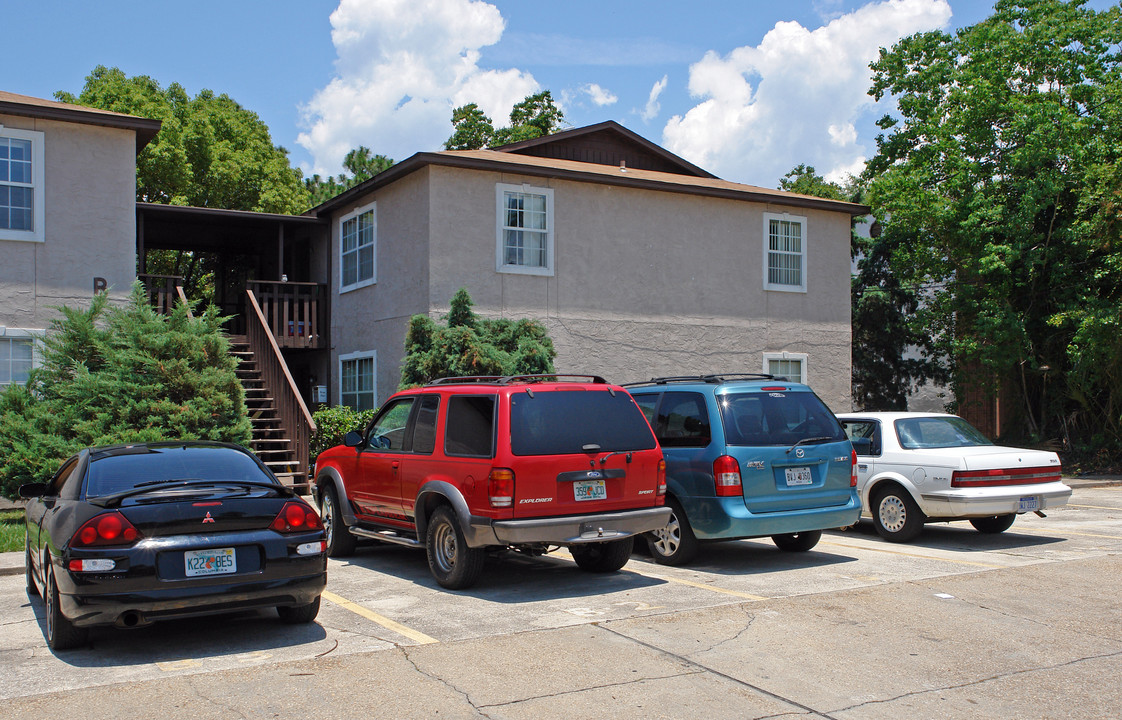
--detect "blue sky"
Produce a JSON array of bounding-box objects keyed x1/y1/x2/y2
[{"x1": 7, "y1": 1, "x2": 1109, "y2": 188}]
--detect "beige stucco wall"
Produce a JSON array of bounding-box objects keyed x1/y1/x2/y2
[
  {"x1": 424, "y1": 166, "x2": 854, "y2": 410},
  {"x1": 328, "y1": 168, "x2": 432, "y2": 403},
  {"x1": 328, "y1": 164, "x2": 854, "y2": 410},
  {"x1": 0, "y1": 114, "x2": 137, "y2": 334}
]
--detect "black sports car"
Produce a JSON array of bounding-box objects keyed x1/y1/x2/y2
[{"x1": 21, "y1": 441, "x2": 326, "y2": 650}]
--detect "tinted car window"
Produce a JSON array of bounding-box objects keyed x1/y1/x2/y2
[
  {"x1": 445, "y1": 395, "x2": 496, "y2": 457},
  {"x1": 366, "y1": 398, "x2": 415, "y2": 451},
  {"x1": 894, "y1": 416, "x2": 993, "y2": 449},
  {"x1": 412, "y1": 395, "x2": 440, "y2": 454},
  {"x1": 49, "y1": 457, "x2": 83, "y2": 499},
  {"x1": 632, "y1": 393, "x2": 659, "y2": 428},
  {"x1": 85, "y1": 447, "x2": 270, "y2": 498},
  {"x1": 510, "y1": 390, "x2": 657, "y2": 456},
  {"x1": 841, "y1": 420, "x2": 881, "y2": 455},
  {"x1": 719, "y1": 391, "x2": 845, "y2": 446},
  {"x1": 656, "y1": 392, "x2": 711, "y2": 448}
]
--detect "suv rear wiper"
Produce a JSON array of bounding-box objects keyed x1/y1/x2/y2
[{"x1": 786, "y1": 436, "x2": 833, "y2": 454}]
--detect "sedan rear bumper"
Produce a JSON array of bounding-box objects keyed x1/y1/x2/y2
[
  {"x1": 919, "y1": 480, "x2": 1072, "y2": 518},
  {"x1": 60, "y1": 572, "x2": 327, "y2": 628},
  {"x1": 472, "y1": 506, "x2": 672, "y2": 546}
]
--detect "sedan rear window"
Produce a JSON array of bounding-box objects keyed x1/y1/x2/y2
[
  {"x1": 85, "y1": 447, "x2": 271, "y2": 498},
  {"x1": 510, "y1": 390, "x2": 657, "y2": 456},
  {"x1": 718, "y1": 391, "x2": 845, "y2": 446},
  {"x1": 894, "y1": 416, "x2": 993, "y2": 449}
]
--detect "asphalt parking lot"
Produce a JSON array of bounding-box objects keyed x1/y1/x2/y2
[{"x1": 2, "y1": 479, "x2": 1120, "y2": 719}]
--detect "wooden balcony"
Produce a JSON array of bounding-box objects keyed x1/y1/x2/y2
[{"x1": 246, "y1": 280, "x2": 327, "y2": 349}]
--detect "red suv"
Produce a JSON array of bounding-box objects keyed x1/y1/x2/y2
[{"x1": 314, "y1": 375, "x2": 670, "y2": 589}]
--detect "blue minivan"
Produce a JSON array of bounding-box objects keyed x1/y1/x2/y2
[{"x1": 625, "y1": 374, "x2": 861, "y2": 564}]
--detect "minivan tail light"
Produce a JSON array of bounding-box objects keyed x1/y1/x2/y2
[
  {"x1": 850, "y1": 449, "x2": 858, "y2": 487},
  {"x1": 70, "y1": 512, "x2": 141, "y2": 548},
  {"x1": 713, "y1": 455, "x2": 742, "y2": 496},
  {"x1": 489, "y1": 468, "x2": 515, "y2": 508},
  {"x1": 270, "y1": 501, "x2": 323, "y2": 533},
  {"x1": 657, "y1": 459, "x2": 667, "y2": 496}
]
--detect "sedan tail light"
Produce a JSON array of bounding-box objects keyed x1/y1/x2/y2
[
  {"x1": 71, "y1": 512, "x2": 141, "y2": 548},
  {"x1": 713, "y1": 455, "x2": 742, "y2": 496},
  {"x1": 488, "y1": 468, "x2": 515, "y2": 508},
  {"x1": 270, "y1": 501, "x2": 323, "y2": 533},
  {"x1": 850, "y1": 449, "x2": 858, "y2": 488},
  {"x1": 951, "y1": 466, "x2": 1063, "y2": 488}
]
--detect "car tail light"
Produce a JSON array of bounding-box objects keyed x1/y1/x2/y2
[
  {"x1": 951, "y1": 466, "x2": 1063, "y2": 488},
  {"x1": 657, "y1": 459, "x2": 667, "y2": 496},
  {"x1": 713, "y1": 455, "x2": 742, "y2": 496},
  {"x1": 69, "y1": 558, "x2": 117, "y2": 572},
  {"x1": 489, "y1": 468, "x2": 515, "y2": 508},
  {"x1": 70, "y1": 512, "x2": 141, "y2": 548},
  {"x1": 270, "y1": 501, "x2": 324, "y2": 533},
  {"x1": 850, "y1": 449, "x2": 858, "y2": 487}
]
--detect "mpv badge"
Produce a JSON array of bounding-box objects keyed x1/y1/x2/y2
[{"x1": 795, "y1": 448, "x2": 805, "y2": 458}]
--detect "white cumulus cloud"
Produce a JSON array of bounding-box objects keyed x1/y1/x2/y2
[
  {"x1": 641, "y1": 75, "x2": 669, "y2": 122},
  {"x1": 662, "y1": 0, "x2": 952, "y2": 187},
  {"x1": 584, "y1": 83, "x2": 618, "y2": 107},
  {"x1": 298, "y1": 0, "x2": 538, "y2": 176}
]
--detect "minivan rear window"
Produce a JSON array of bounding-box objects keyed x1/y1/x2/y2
[
  {"x1": 510, "y1": 390, "x2": 657, "y2": 456},
  {"x1": 718, "y1": 391, "x2": 845, "y2": 446}
]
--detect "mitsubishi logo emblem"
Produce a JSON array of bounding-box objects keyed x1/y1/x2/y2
[{"x1": 202, "y1": 512, "x2": 216, "y2": 524}]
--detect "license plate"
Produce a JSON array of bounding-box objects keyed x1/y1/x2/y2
[
  {"x1": 185, "y1": 547, "x2": 236, "y2": 577},
  {"x1": 785, "y1": 467, "x2": 813, "y2": 486},
  {"x1": 574, "y1": 479, "x2": 607, "y2": 502},
  {"x1": 1018, "y1": 496, "x2": 1040, "y2": 512}
]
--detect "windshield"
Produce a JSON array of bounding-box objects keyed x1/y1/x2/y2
[
  {"x1": 510, "y1": 390, "x2": 657, "y2": 455},
  {"x1": 718, "y1": 390, "x2": 846, "y2": 446},
  {"x1": 893, "y1": 416, "x2": 994, "y2": 449},
  {"x1": 85, "y1": 447, "x2": 272, "y2": 498}
]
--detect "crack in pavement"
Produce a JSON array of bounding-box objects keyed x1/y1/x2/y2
[
  {"x1": 397, "y1": 645, "x2": 494, "y2": 719},
  {"x1": 476, "y1": 668, "x2": 708, "y2": 711},
  {"x1": 830, "y1": 648, "x2": 1122, "y2": 714}
]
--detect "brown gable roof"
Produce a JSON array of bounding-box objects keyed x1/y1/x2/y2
[
  {"x1": 492, "y1": 120, "x2": 717, "y2": 179},
  {"x1": 0, "y1": 90, "x2": 161, "y2": 151},
  {"x1": 311, "y1": 144, "x2": 868, "y2": 217}
]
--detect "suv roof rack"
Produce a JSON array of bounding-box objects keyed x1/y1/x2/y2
[
  {"x1": 623, "y1": 373, "x2": 781, "y2": 387},
  {"x1": 427, "y1": 374, "x2": 608, "y2": 387}
]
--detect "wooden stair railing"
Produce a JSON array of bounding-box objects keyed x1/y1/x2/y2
[{"x1": 243, "y1": 289, "x2": 318, "y2": 491}]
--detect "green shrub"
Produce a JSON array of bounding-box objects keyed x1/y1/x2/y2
[{"x1": 310, "y1": 405, "x2": 377, "y2": 464}]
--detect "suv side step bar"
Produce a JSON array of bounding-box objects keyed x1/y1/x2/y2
[{"x1": 350, "y1": 527, "x2": 424, "y2": 548}]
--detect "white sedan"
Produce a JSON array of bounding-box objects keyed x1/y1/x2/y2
[{"x1": 836, "y1": 412, "x2": 1072, "y2": 542}]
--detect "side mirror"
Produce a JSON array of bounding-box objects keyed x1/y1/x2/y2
[
  {"x1": 18, "y1": 482, "x2": 47, "y2": 499},
  {"x1": 851, "y1": 438, "x2": 873, "y2": 456},
  {"x1": 343, "y1": 431, "x2": 363, "y2": 448}
]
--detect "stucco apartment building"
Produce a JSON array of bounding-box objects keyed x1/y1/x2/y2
[
  {"x1": 1, "y1": 90, "x2": 866, "y2": 423},
  {"x1": 311, "y1": 122, "x2": 866, "y2": 412},
  {"x1": 0, "y1": 91, "x2": 159, "y2": 387}
]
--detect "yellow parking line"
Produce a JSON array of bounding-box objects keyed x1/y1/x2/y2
[
  {"x1": 818, "y1": 540, "x2": 1006, "y2": 569},
  {"x1": 1069, "y1": 504, "x2": 1120, "y2": 510},
  {"x1": 553, "y1": 550, "x2": 767, "y2": 601},
  {"x1": 321, "y1": 590, "x2": 439, "y2": 645}
]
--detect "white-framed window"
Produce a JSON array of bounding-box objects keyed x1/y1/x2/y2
[
  {"x1": 339, "y1": 350, "x2": 377, "y2": 411},
  {"x1": 763, "y1": 352, "x2": 808, "y2": 385},
  {"x1": 339, "y1": 202, "x2": 376, "y2": 292},
  {"x1": 0, "y1": 331, "x2": 38, "y2": 386},
  {"x1": 763, "y1": 212, "x2": 806, "y2": 292},
  {"x1": 496, "y1": 183, "x2": 554, "y2": 276},
  {"x1": 0, "y1": 127, "x2": 45, "y2": 243}
]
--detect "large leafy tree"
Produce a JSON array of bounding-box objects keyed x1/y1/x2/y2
[
  {"x1": 400, "y1": 289, "x2": 556, "y2": 387},
  {"x1": 0, "y1": 286, "x2": 251, "y2": 498},
  {"x1": 444, "y1": 91, "x2": 565, "y2": 150},
  {"x1": 305, "y1": 146, "x2": 395, "y2": 206},
  {"x1": 865, "y1": 0, "x2": 1122, "y2": 456}
]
